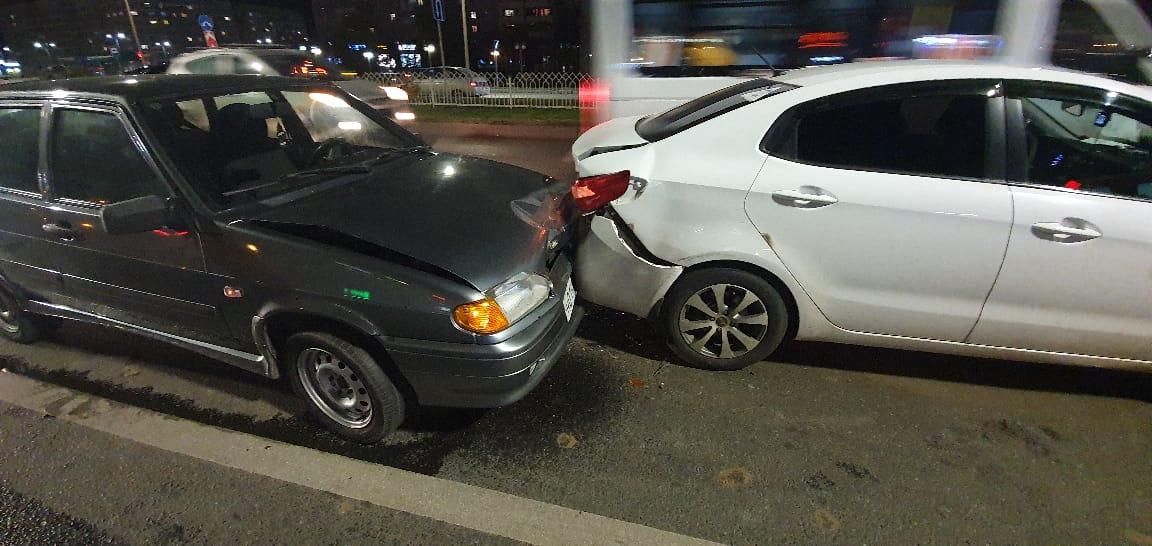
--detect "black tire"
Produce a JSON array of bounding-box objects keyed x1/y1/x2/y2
[
  {"x1": 0, "y1": 289, "x2": 41, "y2": 344},
  {"x1": 662, "y1": 268, "x2": 790, "y2": 371},
  {"x1": 284, "y1": 332, "x2": 405, "y2": 444}
]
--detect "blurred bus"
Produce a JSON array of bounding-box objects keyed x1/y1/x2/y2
[{"x1": 583, "y1": 0, "x2": 1152, "y2": 127}]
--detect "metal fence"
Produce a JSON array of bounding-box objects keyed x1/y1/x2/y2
[{"x1": 359, "y1": 71, "x2": 590, "y2": 109}]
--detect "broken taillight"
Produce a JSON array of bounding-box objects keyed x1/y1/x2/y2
[{"x1": 572, "y1": 171, "x2": 631, "y2": 213}]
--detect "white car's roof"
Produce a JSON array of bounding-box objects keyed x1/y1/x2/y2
[{"x1": 775, "y1": 60, "x2": 1152, "y2": 101}]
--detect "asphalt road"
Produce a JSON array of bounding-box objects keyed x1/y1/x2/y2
[{"x1": 2, "y1": 130, "x2": 1152, "y2": 545}]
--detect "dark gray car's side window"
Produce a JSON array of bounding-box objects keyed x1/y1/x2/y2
[
  {"x1": 50, "y1": 109, "x2": 168, "y2": 205},
  {"x1": 0, "y1": 108, "x2": 42, "y2": 194}
]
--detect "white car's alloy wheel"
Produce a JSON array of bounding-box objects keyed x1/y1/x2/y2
[
  {"x1": 678, "y1": 283, "x2": 770, "y2": 359},
  {"x1": 664, "y1": 269, "x2": 790, "y2": 371}
]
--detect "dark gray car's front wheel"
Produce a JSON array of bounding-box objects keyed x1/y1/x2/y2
[
  {"x1": 662, "y1": 268, "x2": 790, "y2": 371},
  {"x1": 285, "y1": 332, "x2": 405, "y2": 443}
]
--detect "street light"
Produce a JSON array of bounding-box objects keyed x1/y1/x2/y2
[
  {"x1": 424, "y1": 44, "x2": 436, "y2": 66},
  {"x1": 33, "y1": 42, "x2": 57, "y2": 64},
  {"x1": 514, "y1": 43, "x2": 526, "y2": 71},
  {"x1": 491, "y1": 49, "x2": 500, "y2": 73},
  {"x1": 363, "y1": 51, "x2": 375, "y2": 62}
]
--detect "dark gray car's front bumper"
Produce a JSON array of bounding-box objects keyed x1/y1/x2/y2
[{"x1": 381, "y1": 299, "x2": 583, "y2": 408}]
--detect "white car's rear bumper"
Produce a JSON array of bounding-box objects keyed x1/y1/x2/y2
[{"x1": 575, "y1": 215, "x2": 682, "y2": 319}]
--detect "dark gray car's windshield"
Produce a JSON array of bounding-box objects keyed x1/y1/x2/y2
[{"x1": 140, "y1": 88, "x2": 422, "y2": 209}]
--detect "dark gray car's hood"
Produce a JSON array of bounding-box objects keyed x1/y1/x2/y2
[{"x1": 245, "y1": 153, "x2": 573, "y2": 291}]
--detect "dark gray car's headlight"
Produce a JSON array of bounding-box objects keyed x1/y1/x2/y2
[{"x1": 453, "y1": 273, "x2": 551, "y2": 334}]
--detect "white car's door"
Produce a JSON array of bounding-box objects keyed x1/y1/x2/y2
[
  {"x1": 746, "y1": 81, "x2": 1013, "y2": 342},
  {"x1": 968, "y1": 80, "x2": 1152, "y2": 360}
]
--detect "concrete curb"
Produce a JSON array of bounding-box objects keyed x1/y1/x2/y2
[
  {"x1": 413, "y1": 121, "x2": 578, "y2": 141},
  {"x1": 0, "y1": 371, "x2": 723, "y2": 546}
]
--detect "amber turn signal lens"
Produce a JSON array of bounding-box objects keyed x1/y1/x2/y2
[{"x1": 453, "y1": 298, "x2": 511, "y2": 334}]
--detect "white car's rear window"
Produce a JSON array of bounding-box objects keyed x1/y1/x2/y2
[{"x1": 635, "y1": 79, "x2": 797, "y2": 141}]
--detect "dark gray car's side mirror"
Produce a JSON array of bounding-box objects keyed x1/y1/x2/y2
[{"x1": 101, "y1": 195, "x2": 170, "y2": 235}]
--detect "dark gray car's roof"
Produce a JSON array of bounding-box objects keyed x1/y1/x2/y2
[{"x1": 0, "y1": 74, "x2": 320, "y2": 100}]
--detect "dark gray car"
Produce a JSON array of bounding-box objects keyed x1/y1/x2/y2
[{"x1": 0, "y1": 76, "x2": 582, "y2": 442}]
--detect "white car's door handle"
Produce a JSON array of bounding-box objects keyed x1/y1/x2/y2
[
  {"x1": 1031, "y1": 220, "x2": 1102, "y2": 243},
  {"x1": 772, "y1": 188, "x2": 839, "y2": 208}
]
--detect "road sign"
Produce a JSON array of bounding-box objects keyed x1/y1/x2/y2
[
  {"x1": 198, "y1": 15, "x2": 215, "y2": 33},
  {"x1": 432, "y1": 0, "x2": 445, "y2": 22}
]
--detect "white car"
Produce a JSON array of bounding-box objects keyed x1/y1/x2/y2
[
  {"x1": 167, "y1": 47, "x2": 415, "y2": 122},
  {"x1": 572, "y1": 60, "x2": 1152, "y2": 371}
]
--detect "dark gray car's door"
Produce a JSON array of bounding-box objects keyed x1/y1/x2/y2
[
  {"x1": 0, "y1": 102, "x2": 67, "y2": 303},
  {"x1": 41, "y1": 102, "x2": 234, "y2": 346}
]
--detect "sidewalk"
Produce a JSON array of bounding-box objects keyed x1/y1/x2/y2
[{"x1": 0, "y1": 402, "x2": 513, "y2": 546}]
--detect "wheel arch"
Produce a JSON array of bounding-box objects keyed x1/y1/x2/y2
[{"x1": 257, "y1": 310, "x2": 418, "y2": 408}]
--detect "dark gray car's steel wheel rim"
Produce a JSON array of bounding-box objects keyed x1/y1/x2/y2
[
  {"x1": 0, "y1": 297, "x2": 19, "y2": 334},
  {"x1": 297, "y1": 347, "x2": 373, "y2": 429},
  {"x1": 678, "y1": 283, "x2": 770, "y2": 359}
]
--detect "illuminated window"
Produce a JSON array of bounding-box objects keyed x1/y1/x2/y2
[
  {"x1": 470, "y1": 11, "x2": 477, "y2": 19},
  {"x1": 504, "y1": 9, "x2": 515, "y2": 16}
]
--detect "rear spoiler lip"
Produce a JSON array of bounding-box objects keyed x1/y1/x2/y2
[{"x1": 576, "y1": 142, "x2": 649, "y2": 161}]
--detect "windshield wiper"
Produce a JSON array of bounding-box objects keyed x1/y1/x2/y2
[
  {"x1": 368, "y1": 145, "x2": 433, "y2": 165},
  {"x1": 222, "y1": 166, "x2": 372, "y2": 198}
]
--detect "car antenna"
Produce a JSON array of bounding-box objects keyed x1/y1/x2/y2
[{"x1": 749, "y1": 45, "x2": 781, "y2": 77}]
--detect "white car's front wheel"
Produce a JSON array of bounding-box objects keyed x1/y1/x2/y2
[{"x1": 662, "y1": 268, "x2": 790, "y2": 370}]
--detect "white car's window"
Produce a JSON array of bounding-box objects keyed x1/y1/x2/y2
[
  {"x1": 233, "y1": 56, "x2": 265, "y2": 75},
  {"x1": 0, "y1": 108, "x2": 42, "y2": 194},
  {"x1": 793, "y1": 93, "x2": 988, "y2": 180},
  {"x1": 184, "y1": 55, "x2": 223, "y2": 74},
  {"x1": 636, "y1": 78, "x2": 795, "y2": 141},
  {"x1": 1019, "y1": 88, "x2": 1152, "y2": 200}
]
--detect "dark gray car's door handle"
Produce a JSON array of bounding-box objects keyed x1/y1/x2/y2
[{"x1": 42, "y1": 222, "x2": 78, "y2": 241}]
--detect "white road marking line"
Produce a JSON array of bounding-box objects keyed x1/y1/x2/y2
[{"x1": 0, "y1": 371, "x2": 723, "y2": 546}]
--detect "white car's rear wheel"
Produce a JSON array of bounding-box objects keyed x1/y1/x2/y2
[{"x1": 663, "y1": 268, "x2": 789, "y2": 370}]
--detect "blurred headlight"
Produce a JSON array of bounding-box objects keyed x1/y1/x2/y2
[
  {"x1": 454, "y1": 273, "x2": 551, "y2": 334},
  {"x1": 380, "y1": 86, "x2": 409, "y2": 101},
  {"x1": 394, "y1": 112, "x2": 416, "y2": 121}
]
